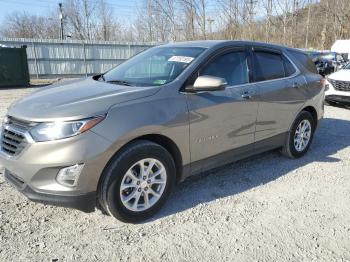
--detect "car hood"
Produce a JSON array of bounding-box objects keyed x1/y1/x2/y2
[
  {"x1": 328, "y1": 69, "x2": 350, "y2": 81},
  {"x1": 7, "y1": 77, "x2": 160, "y2": 122}
]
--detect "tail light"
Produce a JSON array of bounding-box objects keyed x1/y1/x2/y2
[{"x1": 319, "y1": 78, "x2": 328, "y2": 90}]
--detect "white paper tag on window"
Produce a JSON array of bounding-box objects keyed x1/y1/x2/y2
[{"x1": 168, "y1": 56, "x2": 194, "y2": 63}]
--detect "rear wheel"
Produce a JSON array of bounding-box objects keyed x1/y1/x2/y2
[
  {"x1": 98, "y1": 140, "x2": 176, "y2": 223},
  {"x1": 281, "y1": 111, "x2": 315, "y2": 158}
]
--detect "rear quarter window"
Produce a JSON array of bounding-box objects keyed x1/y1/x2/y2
[
  {"x1": 288, "y1": 50, "x2": 318, "y2": 74},
  {"x1": 253, "y1": 51, "x2": 285, "y2": 81}
]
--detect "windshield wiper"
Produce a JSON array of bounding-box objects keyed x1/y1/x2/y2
[{"x1": 106, "y1": 80, "x2": 133, "y2": 86}]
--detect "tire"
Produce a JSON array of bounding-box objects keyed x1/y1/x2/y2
[
  {"x1": 98, "y1": 140, "x2": 176, "y2": 223},
  {"x1": 281, "y1": 111, "x2": 315, "y2": 159}
]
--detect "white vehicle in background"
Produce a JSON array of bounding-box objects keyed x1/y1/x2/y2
[
  {"x1": 325, "y1": 62, "x2": 350, "y2": 105},
  {"x1": 331, "y1": 40, "x2": 350, "y2": 61}
]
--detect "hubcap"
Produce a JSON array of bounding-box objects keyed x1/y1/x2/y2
[
  {"x1": 120, "y1": 158, "x2": 167, "y2": 212},
  {"x1": 294, "y1": 119, "x2": 312, "y2": 152}
]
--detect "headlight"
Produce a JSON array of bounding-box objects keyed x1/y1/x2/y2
[
  {"x1": 30, "y1": 115, "x2": 105, "y2": 142},
  {"x1": 2, "y1": 116, "x2": 9, "y2": 124}
]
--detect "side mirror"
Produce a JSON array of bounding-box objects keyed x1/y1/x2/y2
[{"x1": 191, "y1": 75, "x2": 227, "y2": 92}]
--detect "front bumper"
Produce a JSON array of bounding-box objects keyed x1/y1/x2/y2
[
  {"x1": 325, "y1": 95, "x2": 350, "y2": 103},
  {"x1": 325, "y1": 82, "x2": 350, "y2": 103},
  {"x1": 4, "y1": 169, "x2": 96, "y2": 212},
  {"x1": 0, "y1": 129, "x2": 114, "y2": 212}
]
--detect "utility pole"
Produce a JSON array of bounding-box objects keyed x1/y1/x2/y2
[{"x1": 59, "y1": 3, "x2": 64, "y2": 40}]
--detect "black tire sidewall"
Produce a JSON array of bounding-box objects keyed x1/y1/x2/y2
[
  {"x1": 288, "y1": 111, "x2": 315, "y2": 158},
  {"x1": 101, "y1": 141, "x2": 176, "y2": 223}
]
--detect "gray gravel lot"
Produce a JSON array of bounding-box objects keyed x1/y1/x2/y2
[{"x1": 0, "y1": 85, "x2": 350, "y2": 261}]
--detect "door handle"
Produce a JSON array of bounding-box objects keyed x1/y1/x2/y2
[
  {"x1": 241, "y1": 93, "x2": 252, "y2": 99},
  {"x1": 292, "y1": 82, "x2": 299, "y2": 88},
  {"x1": 241, "y1": 91, "x2": 252, "y2": 99}
]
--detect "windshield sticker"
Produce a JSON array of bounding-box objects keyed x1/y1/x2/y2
[
  {"x1": 154, "y1": 80, "x2": 167, "y2": 85},
  {"x1": 168, "y1": 56, "x2": 194, "y2": 63}
]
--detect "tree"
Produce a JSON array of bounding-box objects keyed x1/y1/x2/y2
[
  {"x1": 0, "y1": 12, "x2": 59, "y2": 39},
  {"x1": 178, "y1": 0, "x2": 197, "y2": 40},
  {"x1": 0, "y1": 0, "x2": 349, "y2": 50}
]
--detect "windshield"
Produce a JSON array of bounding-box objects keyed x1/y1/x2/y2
[
  {"x1": 103, "y1": 46, "x2": 205, "y2": 86},
  {"x1": 345, "y1": 63, "x2": 350, "y2": 69}
]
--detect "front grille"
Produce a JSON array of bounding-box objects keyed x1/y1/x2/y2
[
  {"x1": 329, "y1": 79, "x2": 350, "y2": 92},
  {"x1": 1, "y1": 117, "x2": 33, "y2": 156}
]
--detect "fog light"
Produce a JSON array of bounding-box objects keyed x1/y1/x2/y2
[{"x1": 56, "y1": 164, "x2": 84, "y2": 187}]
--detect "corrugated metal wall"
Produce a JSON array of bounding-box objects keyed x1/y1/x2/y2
[{"x1": 0, "y1": 38, "x2": 157, "y2": 78}]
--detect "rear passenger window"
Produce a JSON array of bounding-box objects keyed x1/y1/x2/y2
[
  {"x1": 253, "y1": 51, "x2": 285, "y2": 82},
  {"x1": 200, "y1": 51, "x2": 249, "y2": 86},
  {"x1": 284, "y1": 57, "x2": 296, "y2": 76}
]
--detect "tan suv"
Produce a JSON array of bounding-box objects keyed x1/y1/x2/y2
[{"x1": 0, "y1": 41, "x2": 324, "y2": 222}]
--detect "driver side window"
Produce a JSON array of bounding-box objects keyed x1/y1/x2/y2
[{"x1": 199, "y1": 51, "x2": 249, "y2": 86}]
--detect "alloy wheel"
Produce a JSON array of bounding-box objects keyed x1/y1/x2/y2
[
  {"x1": 119, "y1": 158, "x2": 167, "y2": 212},
  {"x1": 293, "y1": 119, "x2": 312, "y2": 152}
]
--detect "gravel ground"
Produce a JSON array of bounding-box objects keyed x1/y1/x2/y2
[{"x1": 0, "y1": 85, "x2": 350, "y2": 261}]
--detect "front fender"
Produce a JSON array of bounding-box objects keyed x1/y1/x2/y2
[{"x1": 91, "y1": 93, "x2": 191, "y2": 168}]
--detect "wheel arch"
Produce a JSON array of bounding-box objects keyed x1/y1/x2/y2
[
  {"x1": 301, "y1": 106, "x2": 318, "y2": 129},
  {"x1": 98, "y1": 133, "x2": 184, "y2": 190},
  {"x1": 287, "y1": 105, "x2": 319, "y2": 134},
  {"x1": 134, "y1": 134, "x2": 183, "y2": 183}
]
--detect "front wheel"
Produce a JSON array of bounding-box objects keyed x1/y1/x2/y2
[
  {"x1": 98, "y1": 140, "x2": 176, "y2": 223},
  {"x1": 281, "y1": 111, "x2": 315, "y2": 158}
]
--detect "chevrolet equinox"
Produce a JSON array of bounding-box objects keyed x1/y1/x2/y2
[{"x1": 0, "y1": 41, "x2": 324, "y2": 222}]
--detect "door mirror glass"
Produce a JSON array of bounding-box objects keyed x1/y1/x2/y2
[{"x1": 192, "y1": 75, "x2": 227, "y2": 92}]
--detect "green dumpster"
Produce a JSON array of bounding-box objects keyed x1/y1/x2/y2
[{"x1": 0, "y1": 45, "x2": 30, "y2": 87}]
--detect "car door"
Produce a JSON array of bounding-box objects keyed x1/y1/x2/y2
[
  {"x1": 251, "y1": 47, "x2": 307, "y2": 142},
  {"x1": 185, "y1": 47, "x2": 259, "y2": 174}
]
